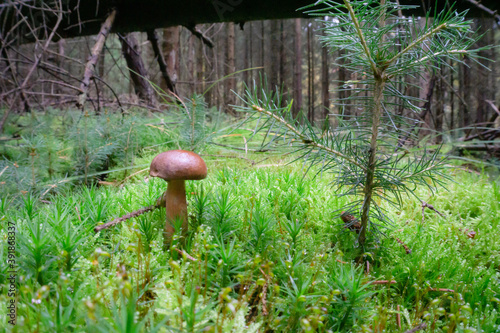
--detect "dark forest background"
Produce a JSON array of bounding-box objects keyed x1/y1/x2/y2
[{"x1": 1, "y1": 17, "x2": 499, "y2": 147}]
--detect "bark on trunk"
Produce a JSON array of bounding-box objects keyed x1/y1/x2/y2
[
  {"x1": 162, "y1": 26, "x2": 180, "y2": 91},
  {"x1": 119, "y1": 32, "x2": 157, "y2": 106},
  {"x1": 226, "y1": 22, "x2": 236, "y2": 112},
  {"x1": 147, "y1": 29, "x2": 177, "y2": 95},
  {"x1": 321, "y1": 25, "x2": 330, "y2": 121},
  {"x1": 293, "y1": 18, "x2": 303, "y2": 117}
]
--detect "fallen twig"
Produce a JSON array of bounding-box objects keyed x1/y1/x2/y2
[
  {"x1": 429, "y1": 288, "x2": 455, "y2": 292},
  {"x1": 259, "y1": 268, "x2": 271, "y2": 316},
  {"x1": 393, "y1": 236, "x2": 412, "y2": 254},
  {"x1": 370, "y1": 280, "x2": 397, "y2": 285},
  {"x1": 396, "y1": 305, "x2": 401, "y2": 329},
  {"x1": 421, "y1": 201, "x2": 445, "y2": 223},
  {"x1": 173, "y1": 248, "x2": 197, "y2": 262},
  {"x1": 94, "y1": 194, "x2": 165, "y2": 232},
  {"x1": 404, "y1": 323, "x2": 427, "y2": 333},
  {"x1": 118, "y1": 167, "x2": 149, "y2": 186}
]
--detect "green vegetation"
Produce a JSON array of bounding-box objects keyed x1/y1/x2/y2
[
  {"x1": 1, "y1": 126, "x2": 499, "y2": 331},
  {"x1": 1, "y1": 1, "x2": 499, "y2": 332}
]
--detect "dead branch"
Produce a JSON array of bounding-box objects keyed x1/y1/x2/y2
[
  {"x1": 429, "y1": 288, "x2": 455, "y2": 292},
  {"x1": 77, "y1": 8, "x2": 117, "y2": 109},
  {"x1": 146, "y1": 29, "x2": 177, "y2": 95},
  {"x1": 396, "y1": 305, "x2": 401, "y2": 329},
  {"x1": 404, "y1": 323, "x2": 427, "y2": 333},
  {"x1": 94, "y1": 193, "x2": 165, "y2": 232},
  {"x1": 259, "y1": 268, "x2": 271, "y2": 316},
  {"x1": 185, "y1": 25, "x2": 215, "y2": 48},
  {"x1": 370, "y1": 280, "x2": 397, "y2": 285},
  {"x1": 463, "y1": 0, "x2": 500, "y2": 24},
  {"x1": 0, "y1": 0, "x2": 64, "y2": 133},
  {"x1": 393, "y1": 236, "x2": 412, "y2": 254},
  {"x1": 173, "y1": 248, "x2": 198, "y2": 261},
  {"x1": 118, "y1": 32, "x2": 157, "y2": 106},
  {"x1": 421, "y1": 201, "x2": 445, "y2": 223},
  {"x1": 486, "y1": 100, "x2": 500, "y2": 117}
]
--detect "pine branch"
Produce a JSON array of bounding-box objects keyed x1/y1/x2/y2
[
  {"x1": 343, "y1": 0, "x2": 378, "y2": 75},
  {"x1": 385, "y1": 22, "x2": 449, "y2": 66},
  {"x1": 251, "y1": 105, "x2": 367, "y2": 172}
]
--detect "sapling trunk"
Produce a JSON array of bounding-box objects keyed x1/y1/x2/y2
[{"x1": 359, "y1": 75, "x2": 386, "y2": 245}]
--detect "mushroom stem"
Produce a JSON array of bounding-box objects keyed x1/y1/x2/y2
[{"x1": 164, "y1": 179, "x2": 188, "y2": 247}]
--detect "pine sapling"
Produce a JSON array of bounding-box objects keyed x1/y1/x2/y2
[{"x1": 236, "y1": 0, "x2": 487, "y2": 245}]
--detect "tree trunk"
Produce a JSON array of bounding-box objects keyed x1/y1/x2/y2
[
  {"x1": 119, "y1": 32, "x2": 157, "y2": 106},
  {"x1": 147, "y1": 29, "x2": 177, "y2": 95},
  {"x1": 460, "y1": 56, "x2": 472, "y2": 129},
  {"x1": 434, "y1": 65, "x2": 445, "y2": 143},
  {"x1": 279, "y1": 20, "x2": 286, "y2": 87},
  {"x1": 321, "y1": 24, "x2": 329, "y2": 122},
  {"x1": 188, "y1": 34, "x2": 195, "y2": 96},
  {"x1": 270, "y1": 20, "x2": 280, "y2": 93},
  {"x1": 162, "y1": 26, "x2": 180, "y2": 92},
  {"x1": 226, "y1": 22, "x2": 236, "y2": 112},
  {"x1": 293, "y1": 18, "x2": 303, "y2": 117},
  {"x1": 338, "y1": 49, "x2": 350, "y2": 115},
  {"x1": 474, "y1": 17, "x2": 493, "y2": 125}
]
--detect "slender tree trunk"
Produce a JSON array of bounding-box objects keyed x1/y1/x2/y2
[
  {"x1": 338, "y1": 49, "x2": 350, "y2": 115},
  {"x1": 293, "y1": 18, "x2": 302, "y2": 117},
  {"x1": 147, "y1": 29, "x2": 177, "y2": 95},
  {"x1": 449, "y1": 60, "x2": 455, "y2": 135},
  {"x1": 434, "y1": 65, "x2": 445, "y2": 143},
  {"x1": 307, "y1": 23, "x2": 312, "y2": 122},
  {"x1": 261, "y1": 21, "x2": 265, "y2": 73},
  {"x1": 226, "y1": 22, "x2": 236, "y2": 112},
  {"x1": 243, "y1": 23, "x2": 250, "y2": 86},
  {"x1": 162, "y1": 26, "x2": 180, "y2": 92},
  {"x1": 249, "y1": 22, "x2": 253, "y2": 84},
  {"x1": 188, "y1": 34, "x2": 195, "y2": 96},
  {"x1": 462, "y1": 56, "x2": 472, "y2": 129},
  {"x1": 474, "y1": 17, "x2": 492, "y2": 125},
  {"x1": 270, "y1": 20, "x2": 280, "y2": 93},
  {"x1": 279, "y1": 20, "x2": 287, "y2": 103},
  {"x1": 321, "y1": 25, "x2": 330, "y2": 122},
  {"x1": 196, "y1": 30, "x2": 204, "y2": 95},
  {"x1": 119, "y1": 32, "x2": 157, "y2": 106},
  {"x1": 56, "y1": 39, "x2": 66, "y2": 104},
  {"x1": 359, "y1": 75, "x2": 386, "y2": 245},
  {"x1": 308, "y1": 23, "x2": 315, "y2": 123}
]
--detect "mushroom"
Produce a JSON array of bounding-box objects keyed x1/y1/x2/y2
[{"x1": 149, "y1": 150, "x2": 207, "y2": 248}]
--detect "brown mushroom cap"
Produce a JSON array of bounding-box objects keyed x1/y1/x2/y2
[{"x1": 149, "y1": 150, "x2": 207, "y2": 181}]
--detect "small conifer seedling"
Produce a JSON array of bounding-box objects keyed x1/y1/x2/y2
[{"x1": 236, "y1": 0, "x2": 487, "y2": 245}]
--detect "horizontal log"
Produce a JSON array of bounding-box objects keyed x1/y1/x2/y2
[{"x1": 1, "y1": 0, "x2": 498, "y2": 41}]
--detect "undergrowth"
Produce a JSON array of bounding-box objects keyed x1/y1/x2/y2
[{"x1": 1, "y1": 141, "x2": 499, "y2": 331}]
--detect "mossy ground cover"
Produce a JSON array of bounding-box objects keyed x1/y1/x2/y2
[{"x1": 1, "y1": 112, "x2": 500, "y2": 332}]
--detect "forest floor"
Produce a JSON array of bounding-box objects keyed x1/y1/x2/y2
[{"x1": 1, "y1": 110, "x2": 500, "y2": 332}]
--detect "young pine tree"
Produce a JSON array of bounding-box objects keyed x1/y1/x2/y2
[{"x1": 236, "y1": 0, "x2": 486, "y2": 245}]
